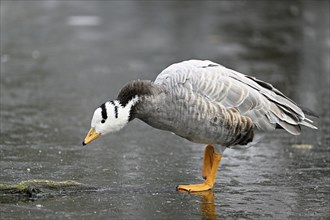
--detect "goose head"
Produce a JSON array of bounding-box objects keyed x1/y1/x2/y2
[{"x1": 83, "y1": 96, "x2": 139, "y2": 145}]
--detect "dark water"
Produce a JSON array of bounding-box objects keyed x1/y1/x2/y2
[{"x1": 1, "y1": 1, "x2": 329, "y2": 219}]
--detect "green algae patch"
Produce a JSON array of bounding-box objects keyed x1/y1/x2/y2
[{"x1": 0, "y1": 179, "x2": 97, "y2": 200}]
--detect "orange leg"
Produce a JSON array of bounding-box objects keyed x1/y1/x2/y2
[
  {"x1": 177, "y1": 145, "x2": 223, "y2": 192},
  {"x1": 202, "y1": 145, "x2": 214, "y2": 180}
]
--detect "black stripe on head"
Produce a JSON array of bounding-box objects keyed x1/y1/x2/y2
[
  {"x1": 114, "y1": 105, "x2": 118, "y2": 118},
  {"x1": 100, "y1": 103, "x2": 108, "y2": 120},
  {"x1": 109, "y1": 101, "x2": 118, "y2": 118}
]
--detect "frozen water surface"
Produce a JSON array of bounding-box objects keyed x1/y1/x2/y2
[{"x1": 1, "y1": 1, "x2": 329, "y2": 219}]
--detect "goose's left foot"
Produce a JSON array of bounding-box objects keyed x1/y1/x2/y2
[
  {"x1": 177, "y1": 146, "x2": 222, "y2": 192},
  {"x1": 177, "y1": 182, "x2": 213, "y2": 192}
]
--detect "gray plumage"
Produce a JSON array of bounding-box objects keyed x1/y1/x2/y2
[{"x1": 117, "y1": 60, "x2": 317, "y2": 147}]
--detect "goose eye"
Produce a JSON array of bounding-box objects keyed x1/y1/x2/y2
[{"x1": 101, "y1": 119, "x2": 105, "y2": 123}]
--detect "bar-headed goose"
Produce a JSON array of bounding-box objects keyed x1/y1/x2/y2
[{"x1": 83, "y1": 60, "x2": 317, "y2": 192}]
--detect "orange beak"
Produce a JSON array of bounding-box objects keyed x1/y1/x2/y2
[{"x1": 83, "y1": 127, "x2": 101, "y2": 145}]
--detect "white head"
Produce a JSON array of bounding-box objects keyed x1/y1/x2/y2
[{"x1": 83, "y1": 96, "x2": 139, "y2": 145}]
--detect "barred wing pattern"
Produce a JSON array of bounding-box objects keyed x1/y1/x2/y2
[{"x1": 154, "y1": 60, "x2": 316, "y2": 136}]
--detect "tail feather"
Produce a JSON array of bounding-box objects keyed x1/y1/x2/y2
[
  {"x1": 273, "y1": 104, "x2": 318, "y2": 132},
  {"x1": 299, "y1": 120, "x2": 318, "y2": 130},
  {"x1": 258, "y1": 86, "x2": 318, "y2": 132},
  {"x1": 255, "y1": 83, "x2": 318, "y2": 132},
  {"x1": 231, "y1": 69, "x2": 318, "y2": 134},
  {"x1": 276, "y1": 119, "x2": 301, "y2": 135}
]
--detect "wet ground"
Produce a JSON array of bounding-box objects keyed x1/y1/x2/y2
[{"x1": 1, "y1": 1, "x2": 329, "y2": 219}]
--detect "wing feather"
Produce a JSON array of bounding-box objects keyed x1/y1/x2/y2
[{"x1": 155, "y1": 60, "x2": 317, "y2": 134}]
